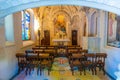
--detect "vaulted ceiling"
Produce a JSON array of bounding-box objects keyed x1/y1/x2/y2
[
  {"x1": 33, "y1": 5, "x2": 83, "y2": 20},
  {"x1": 32, "y1": 5, "x2": 94, "y2": 22}
]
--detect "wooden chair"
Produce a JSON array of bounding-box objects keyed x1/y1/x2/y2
[
  {"x1": 25, "y1": 50, "x2": 38, "y2": 75},
  {"x1": 32, "y1": 47, "x2": 44, "y2": 52},
  {"x1": 96, "y1": 53, "x2": 107, "y2": 75},
  {"x1": 33, "y1": 47, "x2": 55, "y2": 59},
  {"x1": 16, "y1": 53, "x2": 26, "y2": 73},
  {"x1": 83, "y1": 53, "x2": 96, "y2": 75},
  {"x1": 69, "y1": 53, "x2": 85, "y2": 75},
  {"x1": 80, "y1": 49, "x2": 88, "y2": 54},
  {"x1": 34, "y1": 50, "x2": 52, "y2": 75},
  {"x1": 55, "y1": 46, "x2": 68, "y2": 57},
  {"x1": 39, "y1": 53, "x2": 52, "y2": 75},
  {"x1": 68, "y1": 48, "x2": 79, "y2": 53}
]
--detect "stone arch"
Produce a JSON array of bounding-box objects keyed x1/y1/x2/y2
[{"x1": 1, "y1": 0, "x2": 120, "y2": 18}]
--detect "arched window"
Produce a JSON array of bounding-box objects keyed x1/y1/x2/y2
[
  {"x1": 22, "y1": 10, "x2": 31, "y2": 40},
  {"x1": 5, "y1": 14, "x2": 14, "y2": 42}
]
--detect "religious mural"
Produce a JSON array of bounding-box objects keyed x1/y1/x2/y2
[
  {"x1": 54, "y1": 15, "x2": 67, "y2": 39},
  {"x1": 107, "y1": 12, "x2": 120, "y2": 48}
]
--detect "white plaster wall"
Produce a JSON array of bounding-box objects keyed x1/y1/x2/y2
[
  {"x1": 0, "y1": 11, "x2": 36, "y2": 80},
  {"x1": 0, "y1": 18, "x2": 6, "y2": 79},
  {"x1": 0, "y1": 19, "x2": 11, "y2": 80},
  {"x1": 0, "y1": 45, "x2": 17, "y2": 80},
  {"x1": 13, "y1": 12, "x2": 23, "y2": 50},
  {"x1": 0, "y1": 12, "x2": 23, "y2": 80},
  {"x1": 98, "y1": 10, "x2": 120, "y2": 79}
]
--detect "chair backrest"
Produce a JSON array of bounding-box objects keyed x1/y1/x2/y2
[
  {"x1": 16, "y1": 53, "x2": 26, "y2": 61},
  {"x1": 68, "y1": 48, "x2": 79, "y2": 53},
  {"x1": 16, "y1": 53, "x2": 26, "y2": 67},
  {"x1": 32, "y1": 47, "x2": 44, "y2": 52},
  {"x1": 80, "y1": 49, "x2": 88, "y2": 54},
  {"x1": 34, "y1": 50, "x2": 51, "y2": 60},
  {"x1": 96, "y1": 53, "x2": 107, "y2": 63},
  {"x1": 25, "y1": 50, "x2": 38, "y2": 62},
  {"x1": 71, "y1": 53, "x2": 84, "y2": 61},
  {"x1": 84, "y1": 53, "x2": 96, "y2": 63}
]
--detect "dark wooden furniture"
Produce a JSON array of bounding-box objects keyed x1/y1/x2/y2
[
  {"x1": 83, "y1": 53, "x2": 96, "y2": 75},
  {"x1": 16, "y1": 53, "x2": 26, "y2": 73},
  {"x1": 96, "y1": 53, "x2": 107, "y2": 75},
  {"x1": 34, "y1": 50, "x2": 53, "y2": 75},
  {"x1": 69, "y1": 53, "x2": 85, "y2": 75},
  {"x1": 25, "y1": 50, "x2": 38, "y2": 75},
  {"x1": 72, "y1": 30, "x2": 77, "y2": 45},
  {"x1": 79, "y1": 49, "x2": 88, "y2": 55}
]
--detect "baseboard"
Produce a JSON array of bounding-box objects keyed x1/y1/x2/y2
[{"x1": 105, "y1": 71, "x2": 116, "y2": 80}]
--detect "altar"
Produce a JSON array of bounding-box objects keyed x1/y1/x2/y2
[{"x1": 52, "y1": 39, "x2": 70, "y2": 45}]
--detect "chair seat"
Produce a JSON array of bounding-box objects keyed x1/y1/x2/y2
[
  {"x1": 19, "y1": 61, "x2": 26, "y2": 67},
  {"x1": 72, "y1": 60, "x2": 82, "y2": 66},
  {"x1": 41, "y1": 60, "x2": 51, "y2": 65},
  {"x1": 83, "y1": 61, "x2": 92, "y2": 65},
  {"x1": 97, "y1": 60, "x2": 103, "y2": 63}
]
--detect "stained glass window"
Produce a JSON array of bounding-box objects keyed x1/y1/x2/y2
[{"x1": 22, "y1": 11, "x2": 31, "y2": 40}]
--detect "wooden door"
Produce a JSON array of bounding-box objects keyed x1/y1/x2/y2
[
  {"x1": 72, "y1": 30, "x2": 77, "y2": 45},
  {"x1": 44, "y1": 30, "x2": 50, "y2": 45}
]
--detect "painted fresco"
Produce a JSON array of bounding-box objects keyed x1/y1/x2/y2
[
  {"x1": 107, "y1": 12, "x2": 120, "y2": 48},
  {"x1": 54, "y1": 15, "x2": 66, "y2": 39}
]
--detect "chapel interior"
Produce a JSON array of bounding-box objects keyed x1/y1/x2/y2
[{"x1": 0, "y1": 3, "x2": 120, "y2": 80}]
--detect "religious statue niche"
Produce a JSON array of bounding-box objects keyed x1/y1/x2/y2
[{"x1": 54, "y1": 15, "x2": 67, "y2": 39}]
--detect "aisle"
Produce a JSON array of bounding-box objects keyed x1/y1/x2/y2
[{"x1": 51, "y1": 57, "x2": 71, "y2": 71}]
